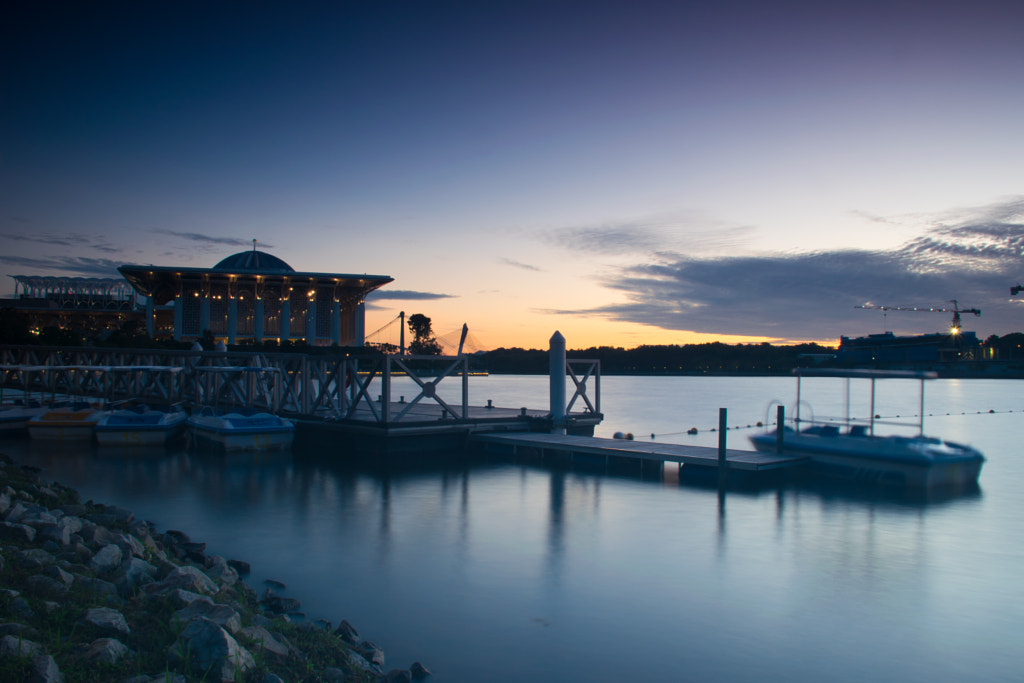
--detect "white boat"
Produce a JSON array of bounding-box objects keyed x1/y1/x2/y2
[
  {"x1": 187, "y1": 408, "x2": 294, "y2": 451},
  {"x1": 95, "y1": 405, "x2": 188, "y2": 446},
  {"x1": 0, "y1": 400, "x2": 48, "y2": 434},
  {"x1": 27, "y1": 402, "x2": 105, "y2": 440},
  {"x1": 749, "y1": 369, "x2": 985, "y2": 488}
]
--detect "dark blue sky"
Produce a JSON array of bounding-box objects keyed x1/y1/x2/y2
[{"x1": 3, "y1": 1, "x2": 1023, "y2": 347}]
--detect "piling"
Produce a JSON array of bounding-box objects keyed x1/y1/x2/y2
[
  {"x1": 776, "y1": 405, "x2": 785, "y2": 454},
  {"x1": 717, "y1": 407, "x2": 727, "y2": 488},
  {"x1": 549, "y1": 331, "x2": 566, "y2": 435}
]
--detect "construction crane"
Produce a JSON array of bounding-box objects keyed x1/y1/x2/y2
[{"x1": 855, "y1": 299, "x2": 981, "y2": 334}]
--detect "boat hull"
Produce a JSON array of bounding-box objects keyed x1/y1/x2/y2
[
  {"x1": 750, "y1": 430, "x2": 984, "y2": 488},
  {"x1": 95, "y1": 410, "x2": 187, "y2": 447},
  {"x1": 187, "y1": 412, "x2": 294, "y2": 452},
  {"x1": 27, "y1": 406, "x2": 103, "y2": 441}
]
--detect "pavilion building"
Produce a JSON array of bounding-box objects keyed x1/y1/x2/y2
[{"x1": 118, "y1": 247, "x2": 393, "y2": 346}]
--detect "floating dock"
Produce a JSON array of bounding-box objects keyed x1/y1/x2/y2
[{"x1": 472, "y1": 432, "x2": 808, "y2": 471}]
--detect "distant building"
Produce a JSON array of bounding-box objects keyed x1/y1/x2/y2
[
  {"x1": 118, "y1": 247, "x2": 393, "y2": 345},
  {"x1": 836, "y1": 331, "x2": 981, "y2": 365},
  {"x1": 2, "y1": 275, "x2": 139, "y2": 335}
]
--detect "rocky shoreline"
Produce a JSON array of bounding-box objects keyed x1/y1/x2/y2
[{"x1": 0, "y1": 455, "x2": 429, "y2": 682}]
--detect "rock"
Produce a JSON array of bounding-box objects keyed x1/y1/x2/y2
[
  {"x1": 116, "y1": 557, "x2": 158, "y2": 596},
  {"x1": 42, "y1": 564, "x2": 74, "y2": 587},
  {"x1": 175, "y1": 601, "x2": 242, "y2": 634},
  {"x1": 356, "y1": 640, "x2": 385, "y2": 668},
  {"x1": 260, "y1": 595, "x2": 301, "y2": 614},
  {"x1": 345, "y1": 649, "x2": 383, "y2": 676},
  {"x1": 26, "y1": 575, "x2": 68, "y2": 599},
  {"x1": 75, "y1": 637, "x2": 132, "y2": 665},
  {"x1": 0, "y1": 622, "x2": 41, "y2": 639},
  {"x1": 16, "y1": 548, "x2": 56, "y2": 570},
  {"x1": 226, "y1": 558, "x2": 250, "y2": 575},
  {"x1": 169, "y1": 617, "x2": 255, "y2": 683},
  {"x1": 146, "y1": 565, "x2": 219, "y2": 597},
  {"x1": 121, "y1": 676, "x2": 187, "y2": 683},
  {"x1": 383, "y1": 669, "x2": 412, "y2": 683},
  {"x1": 89, "y1": 543, "x2": 123, "y2": 574},
  {"x1": 410, "y1": 661, "x2": 431, "y2": 679},
  {"x1": 335, "y1": 619, "x2": 360, "y2": 644},
  {"x1": 73, "y1": 576, "x2": 121, "y2": 602},
  {"x1": 80, "y1": 607, "x2": 131, "y2": 637},
  {"x1": 205, "y1": 556, "x2": 238, "y2": 587},
  {"x1": 0, "y1": 634, "x2": 44, "y2": 659},
  {"x1": 115, "y1": 532, "x2": 145, "y2": 559},
  {"x1": 239, "y1": 625, "x2": 291, "y2": 662},
  {"x1": 320, "y1": 668, "x2": 346, "y2": 682},
  {"x1": 0, "y1": 521, "x2": 36, "y2": 543},
  {"x1": 28, "y1": 653, "x2": 63, "y2": 683},
  {"x1": 166, "y1": 589, "x2": 213, "y2": 609},
  {"x1": 9, "y1": 596, "x2": 35, "y2": 620}
]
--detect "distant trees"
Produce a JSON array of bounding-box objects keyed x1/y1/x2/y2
[{"x1": 407, "y1": 313, "x2": 442, "y2": 355}]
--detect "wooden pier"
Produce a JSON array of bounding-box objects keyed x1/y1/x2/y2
[{"x1": 472, "y1": 432, "x2": 808, "y2": 472}]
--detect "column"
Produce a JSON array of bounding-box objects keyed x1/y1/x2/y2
[
  {"x1": 228, "y1": 298, "x2": 238, "y2": 345},
  {"x1": 173, "y1": 295, "x2": 183, "y2": 341},
  {"x1": 254, "y1": 299, "x2": 265, "y2": 341},
  {"x1": 306, "y1": 293, "x2": 316, "y2": 343},
  {"x1": 332, "y1": 299, "x2": 341, "y2": 346},
  {"x1": 355, "y1": 301, "x2": 366, "y2": 347},
  {"x1": 280, "y1": 297, "x2": 291, "y2": 341}
]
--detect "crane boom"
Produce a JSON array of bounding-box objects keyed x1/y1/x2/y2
[{"x1": 855, "y1": 299, "x2": 980, "y2": 332}]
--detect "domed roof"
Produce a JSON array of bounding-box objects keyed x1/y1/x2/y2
[{"x1": 213, "y1": 250, "x2": 294, "y2": 273}]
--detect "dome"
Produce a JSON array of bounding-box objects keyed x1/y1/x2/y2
[{"x1": 213, "y1": 250, "x2": 294, "y2": 273}]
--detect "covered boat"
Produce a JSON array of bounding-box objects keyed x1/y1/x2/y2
[
  {"x1": 95, "y1": 405, "x2": 187, "y2": 446},
  {"x1": 749, "y1": 369, "x2": 984, "y2": 488},
  {"x1": 187, "y1": 408, "x2": 294, "y2": 451}
]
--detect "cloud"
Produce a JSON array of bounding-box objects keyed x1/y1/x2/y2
[
  {"x1": 500, "y1": 258, "x2": 543, "y2": 272},
  {"x1": 550, "y1": 197, "x2": 1024, "y2": 342},
  {"x1": 0, "y1": 230, "x2": 124, "y2": 255},
  {"x1": 366, "y1": 289, "x2": 456, "y2": 300},
  {"x1": 0, "y1": 254, "x2": 124, "y2": 278},
  {"x1": 163, "y1": 232, "x2": 275, "y2": 249},
  {"x1": 541, "y1": 213, "x2": 753, "y2": 257}
]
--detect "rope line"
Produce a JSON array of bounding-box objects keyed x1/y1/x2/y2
[{"x1": 644, "y1": 407, "x2": 1022, "y2": 439}]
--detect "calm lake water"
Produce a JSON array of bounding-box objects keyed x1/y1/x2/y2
[{"x1": 4, "y1": 375, "x2": 1022, "y2": 682}]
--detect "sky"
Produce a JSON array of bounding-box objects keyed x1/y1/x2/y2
[{"x1": 3, "y1": 0, "x2": 1023, "y2": 350}]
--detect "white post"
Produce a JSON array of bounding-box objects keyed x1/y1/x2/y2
[{"x1": 549, "y1": 331, "x2": 566, "y2": 434}]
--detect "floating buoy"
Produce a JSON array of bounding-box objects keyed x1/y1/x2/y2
[
  {"x1": 756, "y1": 421, "x2": 763, "y2": 427},
  {"x1": 613, "y1": 431, "x2": 625, "y2": 439},
  {"x1": 989, "y1": 409, "x2": 995, "y2": 413},
  {"x1": 650, "y1": 433, "x2": 656, "y2": 439},
  {"x1": 687, "y1": 427, "x2": 698, "y2": 435},
  {"x1": 625, "y1": 433, "x2": 634, "y2": 440}
]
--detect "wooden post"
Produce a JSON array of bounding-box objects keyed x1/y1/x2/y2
[
  {"x1": 717, "y1": 407, "x2": 727, "y2": 488},
  {"x1": 549, "y1": 331, "x2": 566, "y2": 434},
  {"x1": 776, "y1": 404, "x2": 785, "y2": 454}
]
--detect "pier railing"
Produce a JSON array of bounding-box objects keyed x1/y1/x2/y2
[{"x1": 0, "y1": 345, "x2": 477, "y2": 423}]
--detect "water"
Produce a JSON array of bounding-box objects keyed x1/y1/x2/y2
[{"x1": 4, "y1": 375, "x2": 1022, "y2": 682}]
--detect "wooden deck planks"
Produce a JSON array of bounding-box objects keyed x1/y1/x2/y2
[{"x1": 472, "y1": 432, "x2": 807, "y2": 471}]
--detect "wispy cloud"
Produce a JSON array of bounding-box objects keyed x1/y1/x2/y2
[
  {"x1": 541, "y1": 213, "x2": 753, "y2": 257},
  {"x1": 500, "y1": 258, "x2": 543, "y2": 272},
  {"x1": 548, "y1": 197, "x2": 1024, "y2": 341},
  {"x1": 163, "y1": 232, "x2": 273, "y2": 249},
  {"x1": 0, "y1": 254, "x2": 124, "y2": 278},
  {"x1": 0, "y1": 231, "x2": 122, "y2": 255},
  {"x1": 366, "y1": 290, "x2": 456, "y2": 300}
]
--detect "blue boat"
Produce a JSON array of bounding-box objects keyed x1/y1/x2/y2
[
  {"x1": 749, "y1": 368, "x2": 985, "y2": 488},
  {"x1": 95, "y1": 405, "x2": 188, "y2": 446}
]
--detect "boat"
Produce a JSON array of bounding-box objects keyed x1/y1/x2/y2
[
  {"x1": 95, "y1": 405, "x2": 188, "y2": 446},
  {"x1": 27, "y1": 402, "x2": 105, "y2": 440},
  {"x1": 0, "y1": 400, "x2": 49, "y2": 434},
  {"x1": 749, "y1": 369, "x2": 985, "y2": 488},
  {"x1": 187, "y1": 408, "x2": 294, "y2": 451}
]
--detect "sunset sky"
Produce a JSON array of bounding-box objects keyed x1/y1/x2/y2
[{"x1": 3, "y1": 1, "x2": 1023, "y2": 350}]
